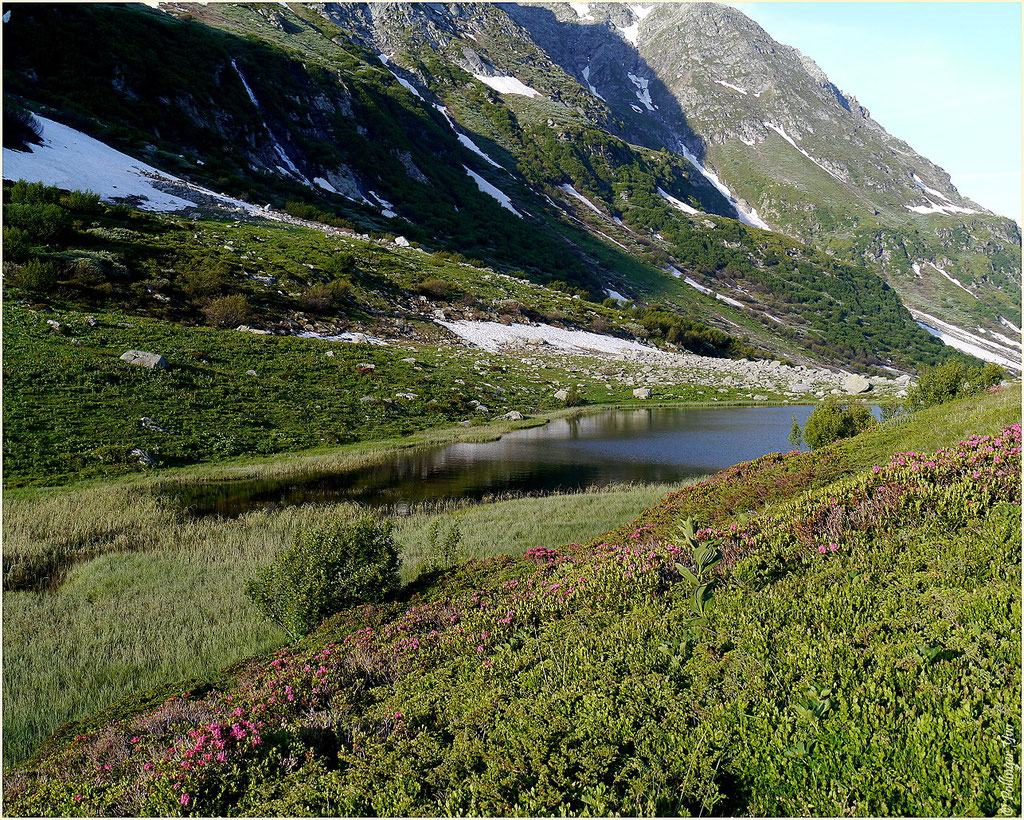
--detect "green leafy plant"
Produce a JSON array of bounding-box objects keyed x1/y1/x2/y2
[
  {"x1": 672, "y1": 518, "x2": 723, "y2": 631},
  {"x1": 245, "y1": 514, "x2": 400, "y2": 640},
  {"x1": 801, "y1": 397, "x2": 876, "y2": 450}
]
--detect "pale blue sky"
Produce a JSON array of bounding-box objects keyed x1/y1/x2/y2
[{"x1": 725, "y1": 2, "x2": 1022, "y2": 224}]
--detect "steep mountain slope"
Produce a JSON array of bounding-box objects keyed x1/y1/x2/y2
[
  {"x1": 502, "y1": 2, "x2": 1021, "y2": 362},
  {"x1": 2, "y1": 1, "x2": 1012, "y2": 372}
]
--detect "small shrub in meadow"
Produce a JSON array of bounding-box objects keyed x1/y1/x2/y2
[
  {"x1": 202, "y1": 294, "x2": 253, "y2": 328},
  {"x1": 245, "y1": 515, "x2": 400, "y2": 640},
  {"x1": 6, "y1": 258, "x2": 60, "y2": 292},
  {"x1": 802, "y1": 397, "x2": 875, "y2": 449}
]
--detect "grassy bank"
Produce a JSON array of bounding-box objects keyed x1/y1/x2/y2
[
  {"x1": 5, "y1": 390, "x2": 1019, "y2": 815},
  {"x1": 4, "y1": 299, "x2": 781, "y2": 488},
  {"x1": 1, "y1": 481, "x2": 680, "y2": 769}
]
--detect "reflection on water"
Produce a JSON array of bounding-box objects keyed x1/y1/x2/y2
[{"x1": 176, "y1": 405, "x2": 819, "y2": 517}]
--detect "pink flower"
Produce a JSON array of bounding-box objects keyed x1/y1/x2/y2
[
  {"x1": 180, "y1": 794, "x2": 190, "y2": 806},
  {"x1": 818, "y1": 545, "x2": 827, "y2": 554}
]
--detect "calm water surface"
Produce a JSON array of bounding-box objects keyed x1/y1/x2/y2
[{"x1": 178, "y1": 405, "x2": 818, "y2": 517}]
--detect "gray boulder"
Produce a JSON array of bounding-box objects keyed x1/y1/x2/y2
[
  {"x1": 633, "y1": 388, "x2": 652, "y2": 399},
  {"x1": 553, "y1": 389, "x2": 569, "y2": 401},
  {"x1": 245, "y1": 369, "x2": 257, "y2": 377},
  {"x1": 499, "y1": 411, "x2": 525, "y2": 421},
  {"x1": 138, "y1": 417, "x2": 166, "y2": 433},
  {"x1": 129, "y1": 447, "x2": 155, "y2": 466},
  {"x1": 120, "y1": 350, "x2": 169, "y2": 369},
  {"x1": 842, "y1": 374, "x2": 872, "y2": 394}
]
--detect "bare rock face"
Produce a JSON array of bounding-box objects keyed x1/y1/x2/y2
[
  {"x1": 842, "y1": 374, "x2": 872, "y2": 394},
  {"x1": 120, "y1": 350, "x2": 169, "y2": 369}
]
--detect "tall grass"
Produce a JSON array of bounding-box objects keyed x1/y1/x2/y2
[{"x1": 1, "y1": 482, "x2": 682, "y2": 768}]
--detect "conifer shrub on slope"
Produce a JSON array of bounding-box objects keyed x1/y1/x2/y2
[{"x1": 6, "y1": 421, "x2": 1020, "y2": 817}]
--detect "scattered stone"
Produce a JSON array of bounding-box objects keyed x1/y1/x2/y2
[
  {"x1": 753, "y1": 394, "x2": 769, "y2": 401},
  {"x1": 433, "y1": 309, "x2": 446, "y2": 320},
  {"x1": 553, "y1": 389, "x2": 569, "y2": 401},
  {"x1": 459, "y1": 420, "x2": 472, "y2": 427},
  {"x1": 325, "y1": 350, "x2": 335, "y2": 357},
  {"x1": 394, "y1": 236, "x2": 411, "y2": 247},
  {"x1": 138, "y1": 417, "x2": 167, "y2": 433},
  {"x1": 395, "y1": 392, "x2": 418, "y2": 400},
  {"x1": 120, "y1": 350, "x2": 169, "y2": 369},
  {"x1": 356, "y1": 363, "x2": 376, "y2": 374},
  {"x1": 842, "y1": 374, "x2": 872, "y2": 394},
  {"x1": 474, "y1": 404, "x2": 489, "y2": 413},
  {"x1": 499, "y1": 411, "x2": 525, "y2": 421},
  {"x1": 85, "y1": 315, "x2": 98, "y2": 327},
  {"x1": 359, "y1": 395, "x2": 377, "y2": 403},
  {"x1": 349, "y1": 332, "x2": 369, "y2": 344},
  {"x1": 46, "y1": 319, "x2": 67, "y2": 334},
  {"x1": 236, "y1": 325, "x2": 271, "y2": 335},
  {"x1": 633, "y1": 388, "x2": 652, "y2": 399},
  {"x1": 401, "y1": 357, "x2": 417, "y2": 364},
  {"x1": 129, "y1": 447, "x2": 155, "y2": 466},
  {"x1": 245, "y1": 369, "x2": 257, "y2": 377},
  {"x1": 895, "y1": 374, "x2": 913, "y2": 385}
]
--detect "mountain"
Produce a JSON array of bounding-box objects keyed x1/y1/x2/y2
[
  {"x1": 503, "y1": 2, "x2": 1021, "y2": 359},
  {"x1": 2, "y1": 1, "x2": 1019, "y2": 371}
]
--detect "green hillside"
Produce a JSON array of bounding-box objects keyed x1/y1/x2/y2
[{"x1": 4, "y1": 387, "x2": 1019, "y2": 815}]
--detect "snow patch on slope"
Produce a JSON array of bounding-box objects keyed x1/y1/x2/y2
[
  {"x1": 313, "y1": 177, "x2": 338, "y2": 194},
  {"x1": 714, "y1": 79, "x2": 748, "y2": 95},
  {"x1": 657, "y1": 187, "x2": 700, "y2": 215},
  {"x1": 568, "y1": 2, "x2": 593, "y2": 20},
  {"x1": 1001, "y1": 316, "x2": 1022, "y2": 335},
  {"x1": 581, "y1": 66, "x2": 605, "y2": 100},
  {"x1": 912, "y1": 309, "x2": 1022, "y2": 371},
  {"x1": 559, "y1": 184, "x2": 602, "y2": 214},
  {"x1": 473, "y1": 74, "x2": 541, "y2": 98},
  {"x1": 912, "y1": 172, "x2": 952, "y2": 203},
  {"x1": 604, "y1": 288, "x2": 628, "y2": 303},
  {"x1": 923, "y1": 261, "x2": 977, "y2": 299},
  {"x1": 675, "y1": 141, "x2": 770, "y2": 230},
  {"x1": 3, "y1": 115, "x2": 202, "y2": 212},
  {"x1": 762, "y1": 122, "x2": 844, "y2": 182},
  {"x1": 464, "y1": 166, "x2": 521, "y2": 216},
  {"x1": 907, "y1": 200, "x2": 981, "y2": 216},
  {"x1": 378, "y1": 54, "x2": 424, "y2": 99},
  {"x1": 617, "y1": 21, "x2": 640, "y2": 45},
  {"x1": 437, "y1": 320, "x2": 660, "y2": 356},
  {"x1": 626, "y1": 73, "x2": 655, "y2": 111}
]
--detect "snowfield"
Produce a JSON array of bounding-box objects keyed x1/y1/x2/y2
[
  {"x1": 472, "y1": 74, "x2": 541, "y2": 98},
  {"x1": 559, "y1": 184, "x2": 603, "y2": 214},
  {"x1": 436, "y1": 320, "x2": 661, "y2": 356},
  {"x1": 4, "y1": 115, "x2": 203, "y2": 212},
  {"x1": 911, "y1": 309, "x2": 1022, "y2": 371},
  {"x1": 463, "y1": 166, "x2": 521, "y2": 216},
  {"x1": 674, "y1": 140, "x2": 770, "y2": 230},
  {"x1": 657, "y1": 187, "x2": 700, "y2": 215}
]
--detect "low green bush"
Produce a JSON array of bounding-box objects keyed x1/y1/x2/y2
[
  {"x1": 202, "y1": 294, "x2": 253, "y2": 328},
  {"x1": 907, "y1": 358, "x2": 1005, "y2": 409},
  {"x1": 801, "y1": 397, "x2": 876, "y2": 450},
  {"x1": 245, "y1": 514, "x2": 400, "y2": 640},
  {"x1": 6, "y1": 258, "x2": 60, "y2": 292}
]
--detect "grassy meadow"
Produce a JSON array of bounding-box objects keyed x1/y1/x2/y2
[
  {"x1": 3, "y1": 386, "x2": 1019, "y2": 816},
  {"x1": 1, "y1": 480, "x2": 681, "y2": 768}
]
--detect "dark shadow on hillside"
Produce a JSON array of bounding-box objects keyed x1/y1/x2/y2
[{"x1": 501, "y1": 2, "x2": 733, "y2": 218}]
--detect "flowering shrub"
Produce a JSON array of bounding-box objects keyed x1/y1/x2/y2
[{"x1": 6, "y1": 425, "x2": 1021, "y2": 817}]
